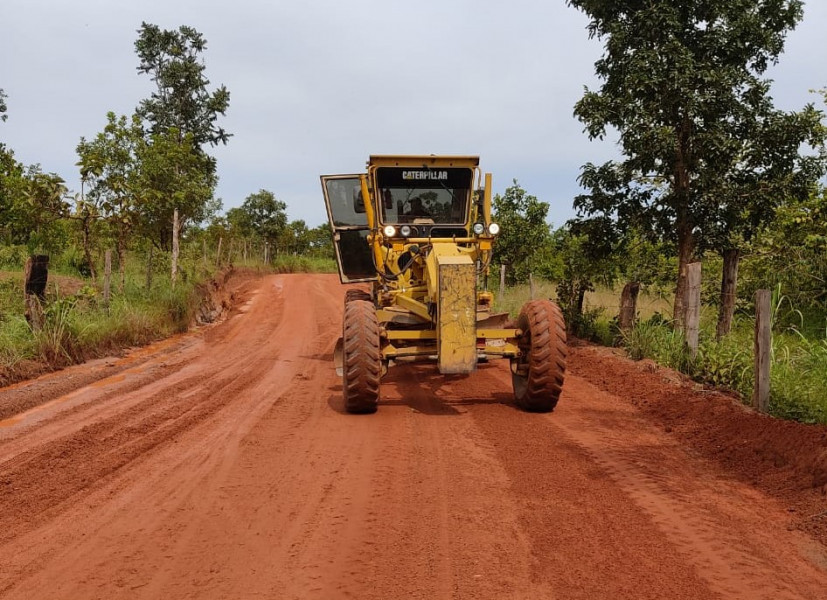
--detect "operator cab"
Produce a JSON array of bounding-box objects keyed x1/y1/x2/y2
[
  {"x1": 321, "y1": 155, "x2": 480, "y2": 284},
  {"x1": 375, "y1": 166, "x2": 472, "y2": 238}
]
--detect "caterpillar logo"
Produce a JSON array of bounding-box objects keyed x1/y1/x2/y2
[{"x1": 402, "y1": 170, "x2": 448, "y2": 180}]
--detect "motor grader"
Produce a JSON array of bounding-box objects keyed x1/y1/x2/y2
[{"x1": 321, "y1": 155, "x2": 566, "y2": 413}]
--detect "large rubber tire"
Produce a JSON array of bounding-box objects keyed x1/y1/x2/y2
[
  {"x1": 342, "y1": 299, "x2": 381, "y2": 413},
  {"x1": 511, "y1": 299, "x2": 567, "y2": 412},
  {"x1": 344, "y1": 288, "x2": 371, "y2": 305}
]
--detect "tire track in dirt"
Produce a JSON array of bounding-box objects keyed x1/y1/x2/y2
[
  {"x1": 469, "y1": 365, "x2": 827, "y2": 599},
  {"x1": 1, "y1": 274, "x2": 826, "y2": 599}
]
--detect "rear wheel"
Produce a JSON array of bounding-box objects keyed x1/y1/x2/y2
[
  {"x1": 342, "y1": 299, "x2": 381, "y2": 413},
  {"x1": 511, "y1": 300, "x2": 567, "y2": 412}
]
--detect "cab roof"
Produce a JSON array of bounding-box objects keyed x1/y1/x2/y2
[{"x1": 368, "y1": 155, "x2": 480, "y2": 169}]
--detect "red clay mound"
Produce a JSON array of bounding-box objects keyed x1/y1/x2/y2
[{"x1": 568, "y1": 344, "x2": 827, "y2": 544}]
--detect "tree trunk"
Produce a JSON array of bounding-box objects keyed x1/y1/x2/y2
[
  {"x1": 575, "y1": 284, "x2": 586, "y2": 318},
  {"x1": 146, "y1": 246, "x2": 153, "y2": 290},
  {"x1": 618, "y1": 281, "x2": 640, "y2": 331},
  {"x1": 82, "y1": 217, "x2": 96, "y2": 282},
  {"x1": 716, "y1": 248, "x2": 740, "y2": 339},
  {"x1": 672, "y1": 116, "x2": 694, "y2": 329},
  {"x1": 104, "y1": 249, "x2": 112, "y2": 311},
  {"x1": 117, "y1": 233, "x2": 126, "y2": 294},
  {"x1": 171, "y1": 207, "x2": 180, "y2": 286}
]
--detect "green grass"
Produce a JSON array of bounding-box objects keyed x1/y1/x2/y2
[
  {"x1": 269, "y1": 255, "x2": 337, "y2": 274},
  {"x1": 620, "y1": 314, "x2": 827, "y2": 425},
  {"x1": 0, "y1": 245, "x2": 336, "y2": 383},
  {"x1": 494, "y1": 276, "x2": 827, "y2": 425}
]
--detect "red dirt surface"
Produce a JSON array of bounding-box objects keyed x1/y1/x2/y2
[{"x1": 0, "y1": 273, "x2": 826, "y2": 599}]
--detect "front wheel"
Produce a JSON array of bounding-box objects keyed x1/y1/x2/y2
[
  {"x1": 342, "y1": 299, "x2": 381, "y2": 413},
  {"x1": 511, "y1": 300, "x2": 567, "y2": 412}
]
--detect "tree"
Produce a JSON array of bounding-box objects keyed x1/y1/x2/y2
[
  {"x1": 133, "y1": 128, "x2": 217, "y2": 250},
  {"x1": 279, "y1": 220, "x2": 310, "y2": 255},
  {"x1": 134, "y1": 23, "x2": 230, "y2": 152},
  {"x1": 77, "y1": 112, "x2": 143, "y2": 288},
  {"x1": 702, "y1": 105, "x2": 825, "y2": 337},
  {"x1": 0, "y1": 145, "x2": 29, "y2": 245},
  {"x1": 0, "y1": 88, "x2": 7, "y2": 122},
  {"x1": 133, "y1": 23, "x2": 230, "y2": 251},
  {"x1": 567, "y1": 0, "x2": 818, "y2": 324},
  {"x1": 492, "y1": 181, "x2": 555, "y2": 284},
  {"x1": 236, "y1": 190, "x2": 288, "y2": 246},
  {"x1": 306, "y1": 224, "x2": 334, "y2": 259}
]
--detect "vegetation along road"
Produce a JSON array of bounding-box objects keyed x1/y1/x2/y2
[{"x1": 1, "y1": 272, "x2": 826, "y2": 599}]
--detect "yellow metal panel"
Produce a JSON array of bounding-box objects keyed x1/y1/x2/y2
[
  {"x1": 395, "y1": 294, "x2": 433, "y2": 322},
  {"x1": 476, "y1": 328, "x2": 520, "y2": 339},
  {"x1": 437, "y1": 254, "x2": 476, "y2": 374},
  {"x1": 386, "y1": 330, "x2": 437, "y2": 340}
]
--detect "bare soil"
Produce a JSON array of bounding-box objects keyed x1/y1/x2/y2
[{"x1": 0, "y1": 274, "x2": 825, "y2": 599}]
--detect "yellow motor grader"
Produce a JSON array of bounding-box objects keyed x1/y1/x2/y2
[{"x1": 321, "y1": 155, "x2": 566, "y2": 413}]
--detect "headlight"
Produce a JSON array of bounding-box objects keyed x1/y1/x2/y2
[
  {"x1": 383, "y1": 225, "x2": 397, "y2": 237},
  {"x1": 488, "y1": 223, "x2": 501, "y2": 235},
  {"x1": 472, "y1": 223, "x2": 485, "y2": 235},
  {"x1": 400, "y1": 225, "x2": 412, "y2": 237}
]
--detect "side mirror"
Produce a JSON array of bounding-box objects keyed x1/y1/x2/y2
[{"x1": 353, "y1": 188, "x2": 365, "y2": 213}]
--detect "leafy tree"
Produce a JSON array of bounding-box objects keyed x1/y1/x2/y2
[
  {"x1": 553, "y1": 223, "x2": 619, "y2": 331},
  {"x1": 132, "y1": 24, "x2": 230, "y2": 253},
  {"x1": 134, "y1": 23, "x2": 230, "y2": 152},
  {"x1": 0, "y1": 144, "x2": 28, "y2": 245},
  {"x1": 226, "y1": 206, "x2": 254, "y2": 239},
  {"x1": 237, "y1": 190, "x2": 287, "y2": 246},
  {"x1": 751, "y1": 186, "x2": 827, "y2": 311},
  {"x1": 77, "y1": 112, "x2": 142, "y2": 287},
  {"x1": 0, "y1": 88, "x2": 7, "y2": 122},
  {"x1": 567, "y1": 0, "x2": 818, "y2": 324},
  {"x1": 132, "y1": 128, "x2": 217, "y2": 250},
  {"x1": 1, "y1": 106, "x2": 69, "y2": 251},
  {"x1": 492, "y1": 181, "x2": 554, "y2": 284},
  {"x1": 278, "y1": 220, "x2": 311, "y2": 255},
  {"x1": 16, "y1": 166, "x2": 71, "y2": 254},
  {"x1": 306, "y1": 224, "x2": 334, "y2": 259}
]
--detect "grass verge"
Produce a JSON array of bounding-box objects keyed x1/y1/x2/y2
[{"x1": 0, "y1": 251, "x2": 336, "y2": 386}]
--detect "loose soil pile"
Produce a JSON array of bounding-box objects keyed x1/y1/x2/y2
[{"x1": 568, "y1": 343, "x2": 827, "y2": 545}]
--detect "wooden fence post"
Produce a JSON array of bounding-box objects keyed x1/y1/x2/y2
[
  {"x1": 216, "y1": 236, "x2": 223, "y2": 267},
  {"x1": 754, "y1": 289, "x2": 771, "y2": 414},
  {"x1": 499, "y1": 264, "x2": 506, "y2": 296},
  {"x1": 529, "y1": 273, "x2": 536, "y2": 299},
  {"x1": 685, "y1": 262, "x2": 702, "y2": 358},
  {"x1": 171, "y1": 208, "x2": 180, "y2": 287},
  {"x1": 618, "y1": 281, "x2": 640, "y2": 332},
  {"x1": 103, "y1": 250, "x2": 112, "y2": 311}
]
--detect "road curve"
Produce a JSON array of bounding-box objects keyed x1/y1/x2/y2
[{"x1": 0, "y1": 273, "x2": 825, "y2": 599}]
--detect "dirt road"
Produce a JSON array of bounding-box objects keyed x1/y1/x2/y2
[{"x1": 1, "y1": 273, "x2": 826, "y2": 599}]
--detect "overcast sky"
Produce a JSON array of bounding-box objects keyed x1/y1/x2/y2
[{"x1": 2, "y1": 0, "x2": 826, "y2": 228}]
